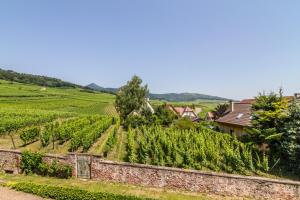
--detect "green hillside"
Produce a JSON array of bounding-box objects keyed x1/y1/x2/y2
[
  {"x1": 86, "y1": 83, "x2": 230, "y2": 102},
  {"x1": 0, "y1": 79, "x2": 118, "y2": 154},
  {"x1": 0, "y1": 68, "x2": 80, "y2": 88},
  {"x1": 0, "y1": 79, "x2": 116, "y2": 115}
]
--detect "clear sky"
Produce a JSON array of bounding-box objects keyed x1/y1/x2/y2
[{"x1": 1, "y1": 0, "x2": 300, "y2": 100}]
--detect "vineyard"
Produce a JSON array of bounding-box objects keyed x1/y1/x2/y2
[
  {"x1": 0, "y1": 110, "x2": 118, "y2": 153},
  {"x1": 126, "y1": 126, "x2": 269, "y2": 175},
  {"x1": 0, "y1": 79, "x2": 117, "y2": 115},
  {"x1": 0, "y1": 79, "x2": 268, "y2": 176},
  {"x1": 0, "y1": 80, "x2": 119, "y2": 153}
]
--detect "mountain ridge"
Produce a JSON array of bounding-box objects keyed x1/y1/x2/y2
[
  {"x1": 0, "y1": 67, "x2": 229, "y2": 102},
  {"x1": 86, "y1": 83, "x2": 229, "y2": 102}
]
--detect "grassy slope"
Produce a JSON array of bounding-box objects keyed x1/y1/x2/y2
[
  {"x1": 0, "y1": 79, "x2": 117, "y2": 152},
  {"x1": 0, "y1": 79, "x2": 116, "y2": 115},
  {"x1": 0, "y1": 174, "x2": 251, "y2": 200}
]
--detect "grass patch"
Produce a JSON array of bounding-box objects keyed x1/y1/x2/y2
[{"x1": 88, "y1": 125, "x2": 116, "y2": 154}]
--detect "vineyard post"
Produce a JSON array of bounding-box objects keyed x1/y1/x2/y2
[
  {"x1": 9, "y1": 132, "x2": 16, "y2": 149},
  {"x1": 5, "y1": 124, "x2": 18, "y2": 149},
  {"x1": 52, "y1": 132, "x2": 55, "y2": 149}
]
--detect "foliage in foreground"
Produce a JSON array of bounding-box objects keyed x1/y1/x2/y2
[
  {"x1": 20, "y1": 151, "x2": 72, "y2": 179},
  {"x1": 246, "y1": 91, "x2": 288, "y2": 155},
  {"x1": 281, "y1": 102, "x2": 300, "y2": 177},
  {"x1": 127, "y1": 126, "x2": 268, "y2": 174},
  {"x1": 9, "y1": 182, "x2": 155, "y2": 200},
  {"x1": 244, "y1": 90, "x2": 300, "y2": 177}
]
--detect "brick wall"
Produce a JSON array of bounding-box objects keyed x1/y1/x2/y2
[
  {"x1": 1, "y1": 149, "x2": 300, "y2": 200},
  {"x1": 91, "y1": 157, "x2": 300, "y2": 200},
  {"x1": 0, "y1": 149, "x2": 21, "y2": 174}
]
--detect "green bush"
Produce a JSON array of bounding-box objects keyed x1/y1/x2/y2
[
  {"x1": 174, "y1": 118, "x2": 195, "y2": 130},
  {"x1": 10, "y1": 182, "x2": 155, "y2": 200},
  {"x1": 124, "y1": 115, "x2": 145, "y2": 129},
  {"x1": 20, "y1": 151, "x2": 43, "y2": 174},
  {"x1": 48, "y1": 160, "x2": 72, "y2": 179},
  {"x1": 20, "y1": 151, "x2": 72, "y2": 178}
]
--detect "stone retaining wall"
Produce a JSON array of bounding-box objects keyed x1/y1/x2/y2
[
  {"x1": 1, "y1": 149, "x2": 299, "y2": 200},
  {"x1": 0, "y1": 149, "x2": 21, "y2": 174}
]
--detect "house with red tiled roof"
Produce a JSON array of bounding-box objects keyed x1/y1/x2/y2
[
  {"x1": 216, "y1": 93, "x2": 300, "y2": 136},
  {"x1": 167, "y1": 104, "x2": 199, "y2": 121}
]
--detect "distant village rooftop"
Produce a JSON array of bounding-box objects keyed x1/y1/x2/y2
[{"x1": 166, "y1": 104, "x2": 199, "y2": 121}]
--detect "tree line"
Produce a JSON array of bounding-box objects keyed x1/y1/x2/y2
[{"x1": 0, "y1": 68, "x2": 80, "y2": 88}]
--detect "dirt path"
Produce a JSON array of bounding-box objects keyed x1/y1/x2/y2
[
  {"x1": 117, "y1": 127, "x2": 127, "y2": 161},
  {"x1": 0, "y1": 187, "x2": 47, "y2": 200},
  {"x1": 88, "y1": 125, "x2": 115, "y2": 154},
  {"x1": 107, "y1": 126, "x2": 122, "y2": 160}
]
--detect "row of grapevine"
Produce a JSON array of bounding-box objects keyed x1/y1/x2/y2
[
  {"x1": 40, "y1": 116, "x2": 103, "y2": 147},
  {"x1": 127, "y1": 128, "x2": 138, "y2": 163},
  {"x1": 0, "y1": 108, "x2": 73, "y2": 135},
  {"x1": 103, "y1": 119, "x2": 120, "y2": 157},
  {"x1": 70, "y1": 116, "x2": 114, "y2": 152},
  {"x1": 127, "y1": 126, "x2": 269, "y2": 174},
  {"x1": 16, "y1": 115, "x2": 115, "y2": 152},
  {"x1": 19, "y1": 126, "x2": 40, "y2": 145}
]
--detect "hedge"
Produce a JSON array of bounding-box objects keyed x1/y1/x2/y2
[
  {"x1": 20, "y1": 151, "x2": 72, "y2": 179},
  {"x1": 10, "y1": 182, "x2": 156, "y2": 200}
]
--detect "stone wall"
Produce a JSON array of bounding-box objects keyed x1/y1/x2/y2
[
  {"x1": 0, "y1": 149, "x2": 69, "y2": 174},
  {"x1": 1, "y1": 149, "x2": 300, "y2": 200},
  {"x1": 0, "y1": 149, "x2": 21, "y2": 174},
  {"x1": 91, "y1": 157, "x2": 300, "y2": 200}
]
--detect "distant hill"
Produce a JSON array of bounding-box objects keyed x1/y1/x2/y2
[
  {"x1": 0, "y1": 68, "x2": 80, "y2": 88},
  {"x1": 149, "y1": 93, "x2": 228, "y2": 102},
  {"x1": 86, "y1": 83, "x2": 229, "y2": 102},
  {"x1": 0, "y1": 68, "x2": 228, "y2": 102},
  {"x1": 85, "y1": 83, "x2": 118, "y2": 94}
]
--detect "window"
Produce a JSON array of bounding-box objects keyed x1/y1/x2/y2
[{"x1": 236, "y1": 113, "x2": 243, "y2": 119}]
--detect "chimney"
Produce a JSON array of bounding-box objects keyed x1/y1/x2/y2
[
  {"x1": 229, "y1": 101, "x2": 235, "y2": 112},
  {"x1": 294, "y1": 93, "x2": 300, "y2": 100}
]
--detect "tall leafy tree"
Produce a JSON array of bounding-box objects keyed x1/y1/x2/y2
[
  {"x1": 251, "y1": 91, "x2": 288, "y2": 130},
  {"x1": 115, "y1": 76, "x2": 149, "y2": 121},
  {"x1": 281, "y1": 101, "x2": 300, "y2": 175},
  {"x1": 246, "y1": 91, "x2": 288, "y2": 157}
]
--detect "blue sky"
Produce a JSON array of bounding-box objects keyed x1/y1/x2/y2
[{"x1": 1, "y1": 0, "x2": 300, "y2": 100}]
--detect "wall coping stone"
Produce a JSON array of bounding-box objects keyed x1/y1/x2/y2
[
  {"x1": 0, "y1": 149, "x2": 21, "y2": 154},
  {"x1": 0, "y1": 149, "x2": 67, "y2": 160}
]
